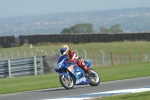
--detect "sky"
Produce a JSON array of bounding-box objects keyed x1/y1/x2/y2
[{"x1": 0, "y1": 0, "x2": 150, "y2": 18}]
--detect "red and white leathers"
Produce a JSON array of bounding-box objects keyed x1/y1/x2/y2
[{"x1": 67, "y1": 50, "x2": 91, "y2": 73}]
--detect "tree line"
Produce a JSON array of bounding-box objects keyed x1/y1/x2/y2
[{"x1": 61, "y1": 23, "x2": 123, "y2": 34}]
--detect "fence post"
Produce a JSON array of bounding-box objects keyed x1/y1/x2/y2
[
  {"x1": 100, "y1": 50, "x2": 104, "y2": 66},
  {"x1": 34, "y1": 56, "x2": 37, "y2": 75},
  {"x1": 82, "y1": 49, "x2": 87, "y2": 60},
  {"x1": 29, "y1": 50, "x2": 33, "y2": 57},
  {"x1": 3, "y1": 50, "x2": 7, "y2": 60},
  {"x1": 16, "y1": 50, "x2": 20, "y2": 59},
  {"x1": 9, "y1": 50, "x2": 13, "y2": 59},
  {"x1": 43, "y1": 50, "x2": 47, "y2": 55},
  {"x1": 110, "y1": 51, "x2": 114, "y2": 65},
  {"x1": 36, "y1": 49, "x2": 40, "y2": 56},
  {"x1": 130, "y1": 52, "x2": 132, "y2": 63},
  {"x1": 23, "y1": 50, "x2": 26, "y2": 58},
  {"x1": 140, "y1": 52, "x2": 143, "y2": 62},
  {"x1": 50, "y1": 49, "x2": 55, "y2": 54},
  {"x1": 120, "y1": 52, "x2": 123, "y2": 64},
  {"x1": 93, "y1": 51, "x2": 96, "y2": 66},
  {"x1": 8, "y1": 59, "x2": 11, "y2": 77},
  {"x1": 74, "y1": 49, "x2": 78, "y2": 55},
  {"x1": 144, "y1": 54, "x2": 150, "y2": 61}
]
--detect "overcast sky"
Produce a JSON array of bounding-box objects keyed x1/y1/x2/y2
[{"x1": 0, "y1": 0, "x2": 150, "y2": 18}]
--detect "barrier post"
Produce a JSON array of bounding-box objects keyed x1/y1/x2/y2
[
  {"x1": 34, "y1": 56, "x2": 37, "y2": 75},
  {"x1": 8, "y1": 59, "x2": 11, "y2": 77}
]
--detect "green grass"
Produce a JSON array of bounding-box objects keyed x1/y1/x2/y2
[
  {"x1": 0, "y1": 73, "x2": 60, "y2": 94},
  {"x1": 95, "y1": 62, "x2": 150, "y2": 82},
  {"x1": 0, "y1": 62, "x2": 150, "y2": 94},
  {"x1": 0, "y1": 41, "x2": 150, "y2": 99},
  {"x1": 1, "y1": 41, "x2": 150, "y2": 54}
]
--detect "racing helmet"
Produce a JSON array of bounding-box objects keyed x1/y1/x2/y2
[{"x1": 60, "y1": 45, "x2": 69, "y2": 55}]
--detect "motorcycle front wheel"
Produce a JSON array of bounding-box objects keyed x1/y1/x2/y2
[
  {"x1": 59, "y1": 75, "x2": 74, "y2": 89},
  {"x1": 89, "y1": 69, "x2": 100, "y2": 86}
]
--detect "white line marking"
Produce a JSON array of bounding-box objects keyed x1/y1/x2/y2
[{"x1": 42, "y1": 87, "x2": 150, "y2": 100}]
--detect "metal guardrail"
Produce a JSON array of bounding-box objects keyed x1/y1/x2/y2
[{"x1": 0, "y1": 56, "x2": 43, "y2": 78}]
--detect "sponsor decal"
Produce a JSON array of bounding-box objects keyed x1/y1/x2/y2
[
  {"x1": 76, "y1": 72, "x2": 81, "y2": 79},
  {"x1": 68, "y1": 65, "x2": 74, "y2": 72},
  {"x1": 76, "y1": 77, "x2": 86, "y2": 84}
]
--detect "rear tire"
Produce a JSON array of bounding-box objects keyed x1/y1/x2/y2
[
  {"x1": 89, "y1": 69, "x2": 100, "y2": 86},
  {"x1": 59, "y1": 75, "x2": 74, "y2": 89}
]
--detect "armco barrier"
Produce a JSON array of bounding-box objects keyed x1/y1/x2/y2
[{"x1": 0, "y1": 56, "x2": 44, "y2": 78}]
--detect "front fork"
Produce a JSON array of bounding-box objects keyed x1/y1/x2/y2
[{"x1": 60, "y1": 71, "x2": 70, "y2": 80}]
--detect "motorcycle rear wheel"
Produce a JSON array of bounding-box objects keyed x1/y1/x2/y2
[
  {"x1": 59, "y1": 75, "x2": 74, "y2": 89},
  {"x1": 89, "y1": 69, "x2": 100, "y2": 86}
]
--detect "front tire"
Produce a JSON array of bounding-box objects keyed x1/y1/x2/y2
[
  {"x1": 59, "y1": 75, "x2": 74, "y2": 89},
  {"x1": 89, "y1": 69, "x2": 100, "y2": 86}
]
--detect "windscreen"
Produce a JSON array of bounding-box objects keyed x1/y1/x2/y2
[{"x1": 56, "y1": 55, "x2": 67, "y2": 69}]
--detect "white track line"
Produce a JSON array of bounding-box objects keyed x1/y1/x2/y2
[{"x1": 43, "y1": 87, "x2": 150, "y2": 100}]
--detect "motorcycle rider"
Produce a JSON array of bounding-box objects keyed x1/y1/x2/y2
[{"x1": 59, "y1": 45, "x2": 94, "y2": 77}]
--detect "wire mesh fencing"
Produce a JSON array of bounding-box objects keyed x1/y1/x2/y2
[{"x1": 0, "y1": 49, "x2": 149, "y2": 67}]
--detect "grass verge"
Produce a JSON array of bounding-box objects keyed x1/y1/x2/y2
[{"x1": 0, "y1": 62, "x2": 150, "y2": 94}]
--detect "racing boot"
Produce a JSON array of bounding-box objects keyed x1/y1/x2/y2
[{"x1": 85, "y1": 68, "x2": 96, "y2": 78}]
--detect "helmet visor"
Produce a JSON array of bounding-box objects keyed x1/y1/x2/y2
[{"x1": 60, "y1": 48, "x2": 67, "y2": 55}]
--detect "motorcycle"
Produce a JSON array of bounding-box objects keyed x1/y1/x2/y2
[{"x1": 55, "y1": 55, "x2": 100, "y2": 89}]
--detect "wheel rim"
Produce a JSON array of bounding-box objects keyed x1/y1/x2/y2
[
  {"x1": 90, "y1": 70, "x2": 99, "y2": 83},
  {"x1": 62, "y1": 75, "x2": 74, "y2": 87}
]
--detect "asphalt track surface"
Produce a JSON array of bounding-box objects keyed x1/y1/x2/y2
[{"x1": 0, "y1": 76, "x2": 150, "y2": 100}]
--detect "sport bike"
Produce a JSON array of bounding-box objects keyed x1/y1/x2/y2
[{"x1": 55, "y1": 55, "x2": 100, "y2": 89}]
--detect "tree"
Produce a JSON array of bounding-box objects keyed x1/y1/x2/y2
[
  {"x1": 109, "y1": 24, "x2": 123, "y2": 34},
  {"x1": 60, "y1": 28, "x2": 70, "y2": 33},
  {"x1": 100, "y1": 26, "x2": 110, "y2": 33},
  {"x1": 61, "y1": 23, "x2": 95, "y2": 34}
]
